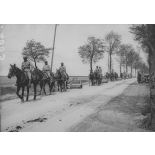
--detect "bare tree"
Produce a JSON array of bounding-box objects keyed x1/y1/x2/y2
[
  {"x1": 22, "y1": 40, "x2": 51, "y2": 68},
  {"x1": 126, "y1": 45, "x2": 137, "y2": 77},
  {"x1": 133, "y1": 52, "x2": 142, "y2": 75},
  {"x1": 105, "y1": 31, "x2": 121, "y2": 73},
  {"x1": 117, "y1": 44, "x2": 130, "y2": 74},
  {"x1": 78, "y1": 37, "x2": 105, "y2": 73}
]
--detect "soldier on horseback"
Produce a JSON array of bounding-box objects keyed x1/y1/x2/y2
[
  {"x1": 94, "y1": 66, "x2": 99, "y2": 74},
  {"x1": 21, "y1": 56, "x2": 34, "y2": 87},
  {"x1": 99, "y1": 67, "x2": 102, "y2": 76},
  {"x1": 42, "y1": 61, "x2": 51, "y2": 79},
  {"x1": 59, "y1": 62, "x2": 67, "y2": 77}
]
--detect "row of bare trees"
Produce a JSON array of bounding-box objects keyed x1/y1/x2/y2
[{"x1": 78, "y1": 31, "x2": 146, "y2": 77}]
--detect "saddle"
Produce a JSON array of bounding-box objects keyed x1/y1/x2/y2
[
  {"x1": 43, "y1": 72, "x2": 50, "y2": 80},
  {"x1": 60, "y1": 70, "x2": 68, "y2": 80},
  {"x1": 23, "y1": 71, "x2": 30, "y2": 81}
]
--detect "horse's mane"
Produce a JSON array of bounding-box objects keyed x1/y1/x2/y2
[{"x1": 15, "y1": 65, "x2": 21, "y2": 71}]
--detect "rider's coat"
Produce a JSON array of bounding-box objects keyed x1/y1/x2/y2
[
  {"x1": 99, "y1": 68, "x2": 102, "y2": 74},
  {"x1": 42, "y1": 64, "x2": 51, "y2": 77},
  {"x1": 21, "y1": 61, "x2": 34, "y2": 79},
  {"x1": 59, "y1": 66, "x2": 66, "y2": 73},
  {"x1": 94, "y1": 68, "x2": 99, "y2": 73}
]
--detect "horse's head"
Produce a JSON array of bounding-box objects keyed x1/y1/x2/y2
[{"x1": 8, "y1": 64, "x2": 17, "y2": 78}]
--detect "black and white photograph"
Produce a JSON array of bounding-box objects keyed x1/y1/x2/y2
[
  {"x1": 0, "y1": 24, "x2": 155, "y2": 132},
  {"x1": 1, "y1": 0, "x2": 155, "y2": 155}
]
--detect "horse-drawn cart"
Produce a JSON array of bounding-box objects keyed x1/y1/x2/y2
[{"x1": 69, "y1": 80, "x2": 83, "y2": 89}]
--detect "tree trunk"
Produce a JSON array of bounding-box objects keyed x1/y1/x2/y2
[
  {"x1": 126, "y1": 64, "x2": 128, "y2": 74},
  {"x1": 34, "y1": 59, "x2": 37, "y2": 68},
  {"x1": 126, "y1": 58, "x2": 128, "y2": 74},
  {"x1": 120, "y1": 63, "x2": 122, "y2": 77},
  {"x1": 131, "y1": 64, "x2": 133, "y2": 77},
  {"x1": 90, "y1": 58, "x2": 93, "y2": 73},
  {"x1": 109, "y1": 52, "x2": 112, "y2": 73}
]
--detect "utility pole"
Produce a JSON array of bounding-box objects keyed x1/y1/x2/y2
[{"x1": 51, "y1": 24, "x2": 58, "y2": 72}]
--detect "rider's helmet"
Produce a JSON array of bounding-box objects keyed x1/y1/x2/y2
[{"x1": 61, "y1": 62, "x2": 64, "y2": 66}]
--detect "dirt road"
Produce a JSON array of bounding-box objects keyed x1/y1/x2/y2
[{"x1": 1, "y1": 78, "x2": 150, "y2": 132}]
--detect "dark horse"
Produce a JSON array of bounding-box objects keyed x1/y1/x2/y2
[
  {"x1": 89, "y1": 71, "x2": 101, "y2": 86},
  {"x1": 8, "y1": 64, "x2": 43, "y2": 102},
  {"x1": 40, "y1": 71, "x2": 55, "y2": 95},
  {"x1": 55, "y1": 69, "x2": 69, "y2": 92},
  {"x1": 89, "y1": 71, "x2": 95, "y2": 86},
  {"x1": 94, "y1": 71, "x2": 101, "y2": 85}
]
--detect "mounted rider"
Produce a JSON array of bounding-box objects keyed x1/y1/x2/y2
[
  {"x1": 42, "y1": 61, "x2": 51, "y2": 79},
  {"x1": 21, "y1": 56, "x2": 34, "y2": 87},
  {"x1": 59, "y1": 62, "x2": 67, "y2": 78},
  {"x1": 94, "y1": 66, "x2": 99, "y2": 74}
]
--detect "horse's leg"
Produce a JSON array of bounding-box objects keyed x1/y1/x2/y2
[
  {"x1": 43, "y1": 81, "x2": 46, "y2": 95},
  {"x1": 39, "y1": 81, "x2": 43, "y2": 95},
  {"x1": 48, "y1": 81, "x2": 51, "y2": 95},
  {"x1": 16, "y1": 86, "x2": 22, "y2": 100},
  {"x1": 26, "y1": 86, "x2": 29, "y2": 101},
  {"x1": 60, "y1": 81, "x2": 63, "y2": 92},
  {"x1": 64, "y1": 81, "x2": 66, "y2": 91},
  {"x1": 62, "y1": 81, "x2": 65, "y2": 92},
  {"x1": 51, "y1": 81, "x2": 55, "y2": 92},
  {"x1": 21, "y1": 86, "x2": 25, "y2": 102},
  {"x1": 33, "y1": 83, "x2": 37, "y2": 100},
  {"x1": 53, "y1": 82, "x2": 55, "y2": 92},
  {"x1": 57, "y1": 81, "x2": 60, "y2": 91}
]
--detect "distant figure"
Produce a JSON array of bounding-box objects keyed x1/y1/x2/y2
[
  {"x1": 59, "y1": 62, "x2": 66, "y2": 73},
  {"x1": 42, "y1": 61, "x2": 51, "y2": 78},
  {"x1": 94, "y1": 66, "x2": 99, "y2": 73},
  {"x1": 99, "y1": 67, "x2": 102, "y2": 75},
  {"x1": 137, "y1": 71, "x2": 141, "y2": 83},
  {"x1": 120, "y1": 72, "x2": 123, "y2": 79},
  {"x1": 59, "y1": 62, "x2": 68, "y2": 78},
  {"x1": 21, "y1": 56, "x2": 34, "y2": 87}
]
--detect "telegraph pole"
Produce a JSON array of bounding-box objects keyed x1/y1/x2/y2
[{"x1": 51, "y1": 24, "x2": 58, "y2": 72}]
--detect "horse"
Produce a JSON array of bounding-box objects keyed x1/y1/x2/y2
[
  {"x1": 8, "y1": 64, "x2": 43, "y2": 102},
  {"x1": 94, "y1": 71, "x2": 100, "y2": 85},
  {"x1": 8, "y1": 64, "x2": 30, "y2": 102},
  {"x1": 89, "y1": 71, "x2": 95, "y2": 86},
  {"x1": 40, "y1": 71, "x2": 55, "y2": 95},
  {"x1": 55, "y1": 69, "x2": 69, "y2": 92}
]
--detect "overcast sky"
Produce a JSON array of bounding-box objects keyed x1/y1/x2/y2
[{"x1": 0, "y1": 24, "x2": 147, "y2": 76}]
